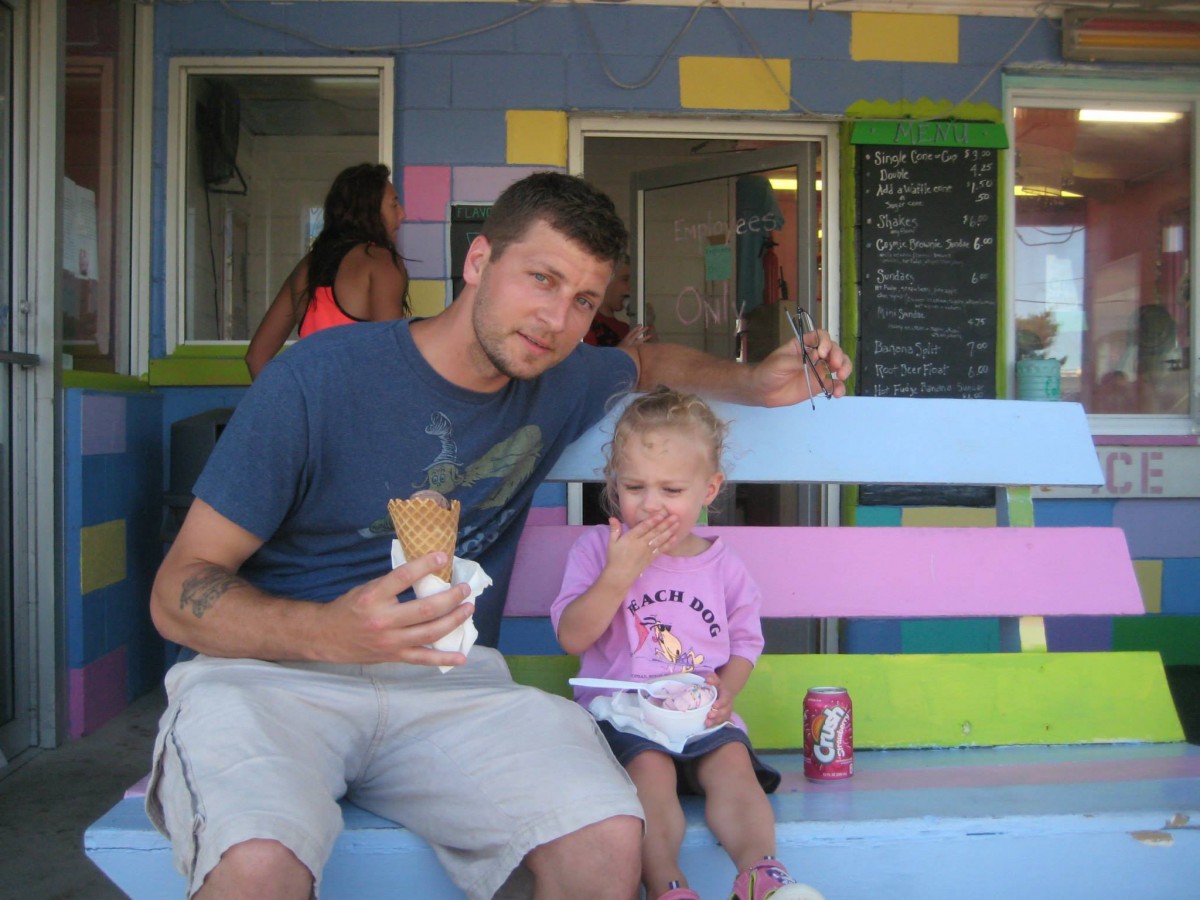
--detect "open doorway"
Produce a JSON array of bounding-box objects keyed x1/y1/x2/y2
[{"x1": 576, "y1": 125, "x2": 836, "y2": 532}]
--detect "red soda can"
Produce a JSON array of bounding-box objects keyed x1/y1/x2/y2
[{"x1": 803, "y1": 686, "x2": 853, "y2": 780}]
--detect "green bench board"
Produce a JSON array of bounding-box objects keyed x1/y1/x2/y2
[{"x1": 509, "y1": 652, "x2": 1184, "y2": 748}]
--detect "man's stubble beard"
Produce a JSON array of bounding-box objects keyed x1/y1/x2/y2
[{"x1": 470, "y1": 276, "x2": 554, "y2": 383}]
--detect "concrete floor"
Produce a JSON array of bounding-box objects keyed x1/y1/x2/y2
[{"x1": 0, "y1": 687, "x2": 166, "y2": 899}]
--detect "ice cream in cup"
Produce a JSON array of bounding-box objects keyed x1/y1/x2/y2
[{"x1": 637, "y1": 674, "x2": 717, "y2": 742}]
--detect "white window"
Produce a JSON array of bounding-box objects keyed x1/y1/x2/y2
[
  {"x1": 1006, "y1": 78, "x2": 1196, "y2": 435},
  {"x1": 166, "y1": 58, "x2": 393, "y2": 349}
]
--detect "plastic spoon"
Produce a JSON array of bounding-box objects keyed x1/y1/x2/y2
[
  {"x1": 568, "y1": 676, "x2": 702, "y2": 698},
  {"x1": 568, "y1": 677, "x2": 645, "y2": 692}
]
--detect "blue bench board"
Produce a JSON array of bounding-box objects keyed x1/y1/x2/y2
[
  {"x1": 86, "y1": 743, "x2": 1200, "y2": 898},
  {"x1": 547, "y1": 397, "x2": 1102, "y2": 487}
]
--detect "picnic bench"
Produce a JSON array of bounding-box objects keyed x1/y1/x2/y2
[{"x1": 86, "y1": 396, "x2": 1195, "y2": 898}]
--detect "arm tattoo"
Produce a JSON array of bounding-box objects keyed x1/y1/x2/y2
[{"x1": 180, "y1": 566, "x2": 245, "y2": 618}]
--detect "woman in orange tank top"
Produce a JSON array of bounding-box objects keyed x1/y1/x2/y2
[{"x1": 245, "y1": 163, "x2": 410, "y2": 379}]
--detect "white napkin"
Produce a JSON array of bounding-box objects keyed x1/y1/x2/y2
[
  {"x1": 390, "y1": 539, "x2": 492, "y2": 672},
  {"x1": 588, "y1": 691, "x2": 730, "y2": 754}
]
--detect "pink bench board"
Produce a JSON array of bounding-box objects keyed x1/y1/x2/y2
[{"x1": 506, "y1": 525, "x2": 1143, "y2": 620}]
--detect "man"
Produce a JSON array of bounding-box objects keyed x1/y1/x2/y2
[
  {"x1": 583, "y1": 255, "x2": 653, "y2": 348},
  {"x1": 147, "y1": 172, "x2": 851, "y2": 899}
]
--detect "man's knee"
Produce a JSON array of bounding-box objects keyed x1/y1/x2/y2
[
  {"x1": 527, "y1": 815, "x2": 643, "y2": 897},
  {"x1": 196, "y1": 838, "x2": 313, "y2": 899},
  {"x1": 582, "y1": 813, "x2": 643, "y2": 859}
]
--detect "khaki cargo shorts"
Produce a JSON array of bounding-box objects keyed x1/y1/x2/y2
[{"x1": 146, "y1": 647, "x2": 641, "y2": 898}]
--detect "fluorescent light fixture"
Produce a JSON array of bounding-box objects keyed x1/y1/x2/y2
[
  {"x1": 1014, "y1": 185, "x2": 1084, "y2": 199},
  {"x1": 1079, "y1": 109, "x2": 1183, "y2": 124},
  {"x1": 768, "y1": 178, "x2": 822, "y2": 192}
]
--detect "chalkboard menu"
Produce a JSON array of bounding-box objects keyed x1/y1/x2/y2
[
  {"x1": 853, "y1": 121, "x2": 1006, "y2": 506},
  {"x1": 449, "y1": 203, "x2": 491, "y2": 299}
]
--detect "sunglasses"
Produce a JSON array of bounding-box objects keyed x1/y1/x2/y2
[{"x1": 785, "y1": 308, "x2": 833, "y2": 410}]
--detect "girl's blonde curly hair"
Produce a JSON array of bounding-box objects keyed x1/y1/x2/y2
[{"x1": 601, "y1": 386, "x2": 729, "y2": 517}]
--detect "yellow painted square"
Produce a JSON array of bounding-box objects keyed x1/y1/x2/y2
[
  {"x1": 408, "y1": 279, "x2": 449, "y2": 318},
  {"x1": 81, "y1": 519, "x2": 127, "y2": 595},
  {"x1": 506, "y1": 110, "x2": 567, "y2": 167},
  {"x1": 679, "y1": 57, "x2": 790, "y2": 111},
  {"x1": 901, "y1": 506, "x2": 996, "y2": 527},
  {"x1": 851, "y1": 13, "x2": 959, "y2": 63},
  {"x1": 1133, "y1": 559, "x2": 1163, "y2": 613}
]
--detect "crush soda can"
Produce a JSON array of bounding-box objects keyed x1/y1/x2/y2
[{"x1": 803, "y1": 687, "x2": 853, "y2": 780}]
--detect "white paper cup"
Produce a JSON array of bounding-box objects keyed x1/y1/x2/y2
[{"x1": 637, "y1": 674, "x2": 716, "y2": 743}]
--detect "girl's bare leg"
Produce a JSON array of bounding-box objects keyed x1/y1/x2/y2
[
  {"x1": 626, "y1": 750, "x2": 688, "y2": 898},
  {"x1": 694, "y1": 742, "x2": 777, "y2": 872}
]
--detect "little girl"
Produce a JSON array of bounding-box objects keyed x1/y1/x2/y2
[{"x1": 550, "y1": 388, "x2": 822, "y2": 900}]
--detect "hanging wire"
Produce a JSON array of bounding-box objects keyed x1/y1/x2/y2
[
  {"x1": 570, "y1": 0, "x2": 717, "y2": 91},
  {"x1": 215, "y1": 0, "x2": 554, "y2": 53},
  {"x1": 205, "y1": 0, "x2": 1061, "y2": 119},
  {"x1": 955, "y1": 9, "x2": 1048, "y2": 109}
]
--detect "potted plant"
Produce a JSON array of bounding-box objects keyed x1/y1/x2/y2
[{"x1": 1015, "y1": 310, "x2": 1062, "y2": 401}]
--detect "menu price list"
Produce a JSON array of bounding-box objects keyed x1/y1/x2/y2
[{"x1": 856, "y1": 145, "x2": 998, "y2": 401}]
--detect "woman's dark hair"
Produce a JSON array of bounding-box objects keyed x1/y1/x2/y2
[
  {"x1": 303, "y1": 163, "x2": 409, "y2": 313},
  {"x1": 482, "y1": 172, "x2": 627, "y2": 268}
]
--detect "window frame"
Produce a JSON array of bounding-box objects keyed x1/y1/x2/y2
[
  {"x1": 164, "y1": 56, "x2": 395, "y2": 355},
  {"x1": 1004, "y1": 74, "x2": 1199, "y2": 437}
]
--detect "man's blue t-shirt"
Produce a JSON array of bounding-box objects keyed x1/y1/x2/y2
[{"x1": 193, "y1": 319, "x2": 637, "y2": 647}]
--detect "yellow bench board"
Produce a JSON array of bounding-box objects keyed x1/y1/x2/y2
[{"x1": 507, "y1": 651, "x2": 1184, "y2": 748}]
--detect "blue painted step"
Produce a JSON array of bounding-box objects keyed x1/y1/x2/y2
[{"x1": 86, "y1": 743, "x2": 1200, "y2": 899}]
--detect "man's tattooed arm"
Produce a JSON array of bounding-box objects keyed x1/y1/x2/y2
[{"x1": 180, "y1": 565, "x2": 246, "y2": 618}]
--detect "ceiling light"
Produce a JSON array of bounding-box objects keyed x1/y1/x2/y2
[
  {"x1": 1014, "y1": 185, "x2": 1084, "y2": 199},
  {"x1": 768, "y1": 178, "x2": 821, "y2": 192},
  {"x1": 1078, "y1": 109, "x2": 1183, "y2": 124}
]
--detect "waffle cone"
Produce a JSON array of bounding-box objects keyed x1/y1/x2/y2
[{"x1": 388, "y1": 497, "x2": 460, "y2": 581}]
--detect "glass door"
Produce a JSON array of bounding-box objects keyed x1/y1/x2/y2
[{"x1": 632, "y1": 143, "x2": 822, "y2": 528}]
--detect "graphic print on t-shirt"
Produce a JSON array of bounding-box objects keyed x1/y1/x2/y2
[
  {"x1": 361, "y1": 412, "x2": 543, "y2": 551},
  {"x1": 413, "y1": 412, "x2": 543, "y2": 509},
  {"x1": 628, "y1": 585, "x2": 726, "y2": 676},
  {"x1": 636, "y1": 614, "x2": 705, "y2": 673}
]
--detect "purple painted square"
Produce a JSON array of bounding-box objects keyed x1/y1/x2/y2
[
  {"x1": 1115, "y1": 499, "x2": 1200, "y2": 559},
  {"x1": 453, "y1": 167, "x2": 561, "y2": 203},
  {"x1": 69, "y1": 646, "x2": 128, "y2": 739},
  {"x1": 400, "y1": 223, "x2": 447, "y2": 278},
  {"x1": 1046, "y1": 615, "x2": 1113, "y2": 652},
  {"x1": 82, "y1": 394, "x2": 127, "y2": 455}
]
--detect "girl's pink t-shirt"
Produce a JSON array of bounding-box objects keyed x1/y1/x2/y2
[{"x1": 549, "y1": 524, "x2": 766, "y2": 724}]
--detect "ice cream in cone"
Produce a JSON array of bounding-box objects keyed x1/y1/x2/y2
[{"x1": 387, "y1": 492, "x2": 460, "y2": 582}]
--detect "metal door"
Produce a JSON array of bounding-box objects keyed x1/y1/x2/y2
[{"x1": 0, "y1": 0, "x2": 30, "y2": 767}]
